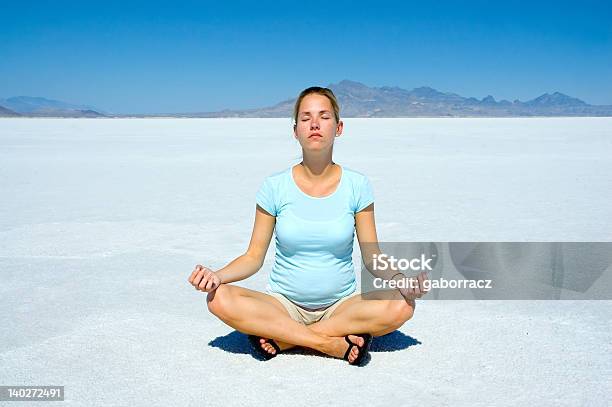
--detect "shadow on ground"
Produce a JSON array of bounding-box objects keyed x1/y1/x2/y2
[{"x1": 208, "y1": 330, "x2": 421, "y2": 365}]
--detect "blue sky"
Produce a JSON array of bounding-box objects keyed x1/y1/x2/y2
[{"x1": 1, "y1": 0, "x2": 610, "y2": 113}]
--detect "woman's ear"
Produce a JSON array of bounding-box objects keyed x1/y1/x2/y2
[{"x1": 336, "y1": 120, "x2": 344, "y2": 136}]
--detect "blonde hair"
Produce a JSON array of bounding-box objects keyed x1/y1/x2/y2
[{"x1": 292, "y1": 87, "x2": 340, "y2": 128}]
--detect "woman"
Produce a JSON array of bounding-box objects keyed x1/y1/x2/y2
[{"x1": 188, "y1": 86, "x2": 427, "y2": 365}]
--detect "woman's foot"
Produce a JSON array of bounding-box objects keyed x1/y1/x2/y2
[
  {"x1": 325, "y1": 334, "x2": 365, "y2": 364},
  {"x1": 257, "y1": 337, "x2": 296, "y2": 356}
]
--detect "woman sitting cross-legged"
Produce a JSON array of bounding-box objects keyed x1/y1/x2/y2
[{"x1": 188, "y1": 86, "x2": 428, "y2": 366}]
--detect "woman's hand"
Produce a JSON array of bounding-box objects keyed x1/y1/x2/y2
[
  {"x1": 188, "y1": 264, "x2": 221, "y2": 292},
  {"x1": 395, "y1": 271, "x2": 429, "y2": 301}
]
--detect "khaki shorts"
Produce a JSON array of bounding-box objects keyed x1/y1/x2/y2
[{"x1": 267, "y1": 291, "x2": 360, "y2": 325}]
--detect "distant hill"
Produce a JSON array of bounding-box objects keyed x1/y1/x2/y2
[
  {"x1": 4, "y1": 82, "x2": 612, "y2": 118},
  {"x1": 166, "y1": 80, "x2": 612, "y2": 118},
  {"x1": 0, "y1": 105, "x2": 21, "y2": 117},
  {"x1": 0, "y1": 96, "x2": 105, "y2": 117}
]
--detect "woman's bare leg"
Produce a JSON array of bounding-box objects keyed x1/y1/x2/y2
[
  {"x1": 310, "y1": 290, "x2": 415, "y2": 337},
  {"x1": 259, "y1": 289, "x2": 414, "y2": 354},
  {"x1": 206, "y1": 284, "x2": 366, "y2": 362}
]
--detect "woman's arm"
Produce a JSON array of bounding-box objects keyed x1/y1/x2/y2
[
  {"x1": 214, "y1": 205, "x2": 276, "y2": 284},
  {"x1": 354, "y1": 203, "x2": 396, "y2": 281},
  {"x1": 355, "y1": 203, "x2": 428, "y2": 299}
]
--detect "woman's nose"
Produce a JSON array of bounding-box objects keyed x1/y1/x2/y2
[{"x1": 310, "y1": 119, "x2": 320, "y2": 130}]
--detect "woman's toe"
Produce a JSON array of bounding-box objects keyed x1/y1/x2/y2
[{"x1": 351, "y1": 347, "x2": 359, "y2": 362}]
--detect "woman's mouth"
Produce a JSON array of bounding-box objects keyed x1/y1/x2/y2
[{"x1": 309, "y1": 133, "x2": 322, "y2": 139}]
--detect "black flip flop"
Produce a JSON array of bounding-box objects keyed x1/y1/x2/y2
[
  {"x1": 343, "y1": 333, "x2": 372, "y2": 366},
  {"x1": 248, "y1": 335, "x2": 281, "y2": 360}
]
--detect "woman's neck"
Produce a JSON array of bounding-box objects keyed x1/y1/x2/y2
[{"x1": 299, "y1": 153, "x2": 336, "y2": 179}]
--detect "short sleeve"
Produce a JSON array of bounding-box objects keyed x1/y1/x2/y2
[
  {"x1": 354, "y1": 176, "x2": 374, "y2": 213},
  {"x1": 256, "y1": 178, "x2": 277, "y2": 216}
]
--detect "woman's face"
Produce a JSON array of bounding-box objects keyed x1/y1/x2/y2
[{"x1": 293, "y1": 94, "x2": 343, "y2": 153}]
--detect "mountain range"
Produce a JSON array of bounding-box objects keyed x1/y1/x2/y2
[
  {"x1": 0, "y1": 96, "x2": 105, "y2": 117},
  {"x1": 2, "y1": 80, "x2": 612, "y2": 118}
]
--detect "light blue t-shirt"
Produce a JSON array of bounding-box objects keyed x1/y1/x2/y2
[{"x1": 256, "y1": 164, "x2": 374, "y2": 308}]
